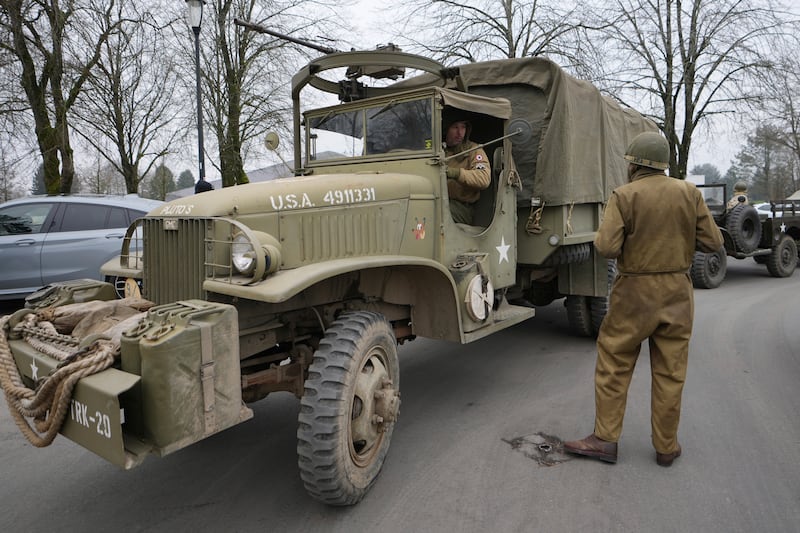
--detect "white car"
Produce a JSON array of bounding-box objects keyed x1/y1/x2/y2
[
  {"x1": 0, "y1": 194, "x2": 163, "y2": 300},
  {"x1": 754, "y1": 202, "x2": 781, "y2": 218}
]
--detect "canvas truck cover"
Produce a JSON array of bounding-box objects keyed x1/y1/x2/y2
[{"x1": 416, "y1": 57, "x2": 658, "y2": 206}]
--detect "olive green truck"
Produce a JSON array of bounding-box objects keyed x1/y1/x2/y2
[{"x1": 0, "y1": 47, "x2": 655, "y2": 505}]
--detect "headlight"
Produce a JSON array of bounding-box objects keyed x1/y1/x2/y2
[{"x1": 231, "y1": 232, "x2": 256, "y2": 275}]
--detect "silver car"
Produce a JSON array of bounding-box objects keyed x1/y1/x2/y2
[{"x1": 0, "y1": 194, "x2": 163, "y2": 300}]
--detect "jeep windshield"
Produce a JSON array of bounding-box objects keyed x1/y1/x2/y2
[{"x1": 305, "y1": 96, "x2": 433, "y2": 163}]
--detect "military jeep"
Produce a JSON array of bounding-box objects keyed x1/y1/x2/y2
[{"x1": 691, "y1": 183, "x2": 800, "y2": 288}]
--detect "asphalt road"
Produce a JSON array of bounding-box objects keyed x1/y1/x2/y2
[{"x1": 1, "y1": 260, "x2": 799, "y2": 532}]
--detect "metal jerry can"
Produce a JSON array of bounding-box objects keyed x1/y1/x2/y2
[{"x1": 120, "y1": 300, "x2": 253, "y2": 456}]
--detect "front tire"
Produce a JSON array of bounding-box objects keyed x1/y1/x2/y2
[
  {"x1": 766, "y1": 235, "x2": 797, "y2": 278},
  {"x1": 297, "y1": 311, "x2": 400, "y2": 506}
]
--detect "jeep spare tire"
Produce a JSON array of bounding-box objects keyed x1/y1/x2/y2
[{"x1": 726, "y1": 204, "x2": 761, "y2": 253}]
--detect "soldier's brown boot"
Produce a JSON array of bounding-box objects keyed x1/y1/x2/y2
[
  {"x1": 563, "y1": 433, "x2": 618, "y2": 463},
  {"x1": 656, "y1": 444, "x2": 682, "y2": 467}
]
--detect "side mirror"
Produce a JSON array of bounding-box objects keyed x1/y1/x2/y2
[{"x1": 264, "y1": 131, "x2": 280, "y2": 151}]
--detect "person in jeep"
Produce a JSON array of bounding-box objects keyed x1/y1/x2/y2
[
  {"x1": 443, "y1": 117, "x2": 490, "y2": 225},
  {"x1": 726, "y1": 180, "x2": 749, "y2": 211}
]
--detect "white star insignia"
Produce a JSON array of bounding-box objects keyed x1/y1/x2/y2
[
  {"x1": 780, "y1": 222, "x2": 787, "y2": 233},
  {"x1": 496, "y1": 236, "x2": 511, "y2": 264},
  {"x1": 30, "y1": 359, "x2": 39, "y2": 381}
]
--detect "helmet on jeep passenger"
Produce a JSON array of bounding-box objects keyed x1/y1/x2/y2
[
  {"x1": 733, "y1": 180, "x2": 748, "y2": 192},
  {"x1": 624, "y1": 132, "x2": 669, "y2": 170}
]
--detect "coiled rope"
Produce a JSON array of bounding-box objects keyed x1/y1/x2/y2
[
  {"x1": 0, "y1": 300, "x2": 150, "y2": 447},
  {"x1": 0, "y1": 313, "x2": 119, "y2": 447}
]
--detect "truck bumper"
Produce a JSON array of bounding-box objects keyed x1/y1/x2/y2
[{"x1": 4, "y1": 296, "x2": 253, "y2": 469}]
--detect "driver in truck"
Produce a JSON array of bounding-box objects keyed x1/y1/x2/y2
[{"x1": 443, "y1": 116, "x2": 491, "y2": 225}]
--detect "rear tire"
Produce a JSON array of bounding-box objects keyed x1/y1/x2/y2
[
  {"x1": 587, "y1": 260, "x2": 617, "y2": 333},
  {"x1": 690, "y1": 249, "x2": 727, "y2": 289},
  {"x1": 297, "y1": 311, "x2": 400, "y2": 506},
  {"x1": 726, "y1": 204, "x2": 762, "y2": 253},
  {"x1": 766, "y1": 235, "x2": 797, "y2": 278},
  {"x1": 565, "y1": 295, "x2": 593, "y2": 337}
]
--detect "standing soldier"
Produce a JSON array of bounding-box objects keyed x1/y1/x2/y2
[{"x1": 564, "y1": 132, "x2": 723, "y2": 467}]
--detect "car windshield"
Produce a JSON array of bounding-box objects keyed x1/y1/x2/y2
[{"x1": 306, "y1": 97, "x2": 433, "y2": 162}]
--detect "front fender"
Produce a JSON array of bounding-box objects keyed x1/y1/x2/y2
[
  {"x1": 204, "y1": 255, "x2": 454, "y2": 303},
  {"x1": 203, "y1": 255, "x2": 464, "y2": 341}
]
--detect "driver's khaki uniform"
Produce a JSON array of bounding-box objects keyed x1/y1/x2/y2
[
  {"x1": 592, "y1": 168, "x2": 723, "y2": 454},
  {"x1": 446, "y1": 141, "x2": 490, "y2": 224}
]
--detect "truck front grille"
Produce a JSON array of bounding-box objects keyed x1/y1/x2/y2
[{"x1": 142, "y1": 218, "x2": 208, "y2": 304}]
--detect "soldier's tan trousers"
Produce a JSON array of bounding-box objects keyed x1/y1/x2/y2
[{"x1": 593, "y1": 272, "x2": 693, "y2": 454}]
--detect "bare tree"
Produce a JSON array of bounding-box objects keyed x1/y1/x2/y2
[
  {"x1": 756, "y1": 52, "x2": 800, "y2": 194},
  {"x1": 72, "y1": 2, "x2": 184, "y2": 194},
  {"x1": 193, "y1": 0, "x2": 343, "y2": 188},
  {"x1": 391, "y1": 0, "x2": 600, "y2": 75},
  {"x1": 77, "y1": 155, "x2": 126, "y2": 195},
  {"x1": 0, "y1": 143, "x2": 25, "y2": 201},
  {"x1": 0, "y1": 0, "x2": 125, "y2": 194},
  {"x1": 589, "y1": 0, "x2": 797, "y2": 179}
]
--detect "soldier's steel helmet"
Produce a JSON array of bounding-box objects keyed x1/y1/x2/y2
[
  {"x1": 734, "y1": 180, "x2": 747, "y2": 192},
  {"x1": 624, "y1": 132, "x2": 669, "y2": 170}
]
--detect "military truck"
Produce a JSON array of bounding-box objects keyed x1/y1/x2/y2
[
  {"x1": 0, "y1": 41, "x2": 655, "y2": 505},
  {"x1": 690, "y1": 183, "x2": 800, "y2": 288}
]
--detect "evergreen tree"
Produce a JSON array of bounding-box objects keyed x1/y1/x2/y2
[
  {"x1": 145, "y1": 163, "x2": 176, "y2": 201},
  {"x1": 31, "y1": 164, "x2": 46, "y2": 195},
  {"x1": 177, "y1": 169, "x2": 195, "y2": 190}
]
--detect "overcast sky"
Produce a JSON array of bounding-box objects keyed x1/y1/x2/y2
[{"x1": 339, "y1": 0, "x2": 738, "y2": 174}]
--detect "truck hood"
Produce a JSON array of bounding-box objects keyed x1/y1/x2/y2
[{"x1": 150, "y1": 172, "x2": 435, "y2": 218}]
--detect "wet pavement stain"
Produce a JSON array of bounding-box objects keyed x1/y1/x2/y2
[{"x1": 504, "y1": 432, "x2": 571, "y2": 466}]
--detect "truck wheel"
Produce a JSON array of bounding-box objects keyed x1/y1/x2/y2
[
  {"x1": 690, "y1": 249, "x2": 727, "y2": 289},
  {"x1": 297, "y1": 311, "x2": 400, "y2": 506},
  {"x1": 726, "y1": 204, "x2": 761, "y2": 253},
  {"x1": 565, "y1": 296, "x2": 593, "y2": 337},
  {"x1": 587, "y1": 260, "x2": 617, "y2": 334},
  {"x1": 766, "y1": 235, "x2": 797, "y2": 278}
]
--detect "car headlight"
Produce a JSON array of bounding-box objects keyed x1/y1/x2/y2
[{"x1": 231, "y1": 232, "x2": 256, "y2": 275}]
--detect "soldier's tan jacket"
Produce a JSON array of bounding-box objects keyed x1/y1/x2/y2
[
  {"x1": 446, "y1": 141, "x2": 491, "y2": 204},
  {"x1": 595, "y1": 168, "x2": 723, "y2": 273}
]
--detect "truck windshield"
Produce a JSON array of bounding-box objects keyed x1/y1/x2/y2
[{"x1": 307, "y1": 97, "x2": 433, "y2": 162}]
